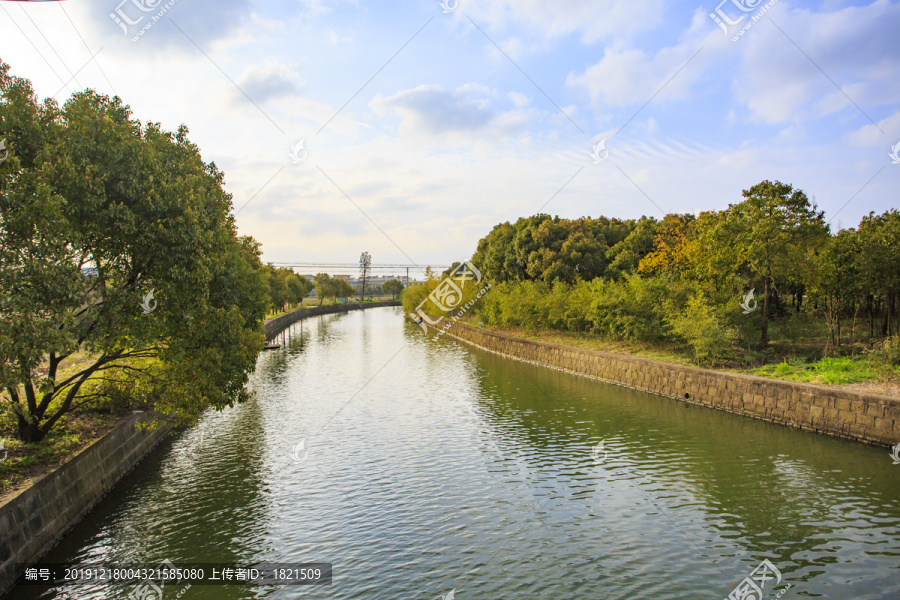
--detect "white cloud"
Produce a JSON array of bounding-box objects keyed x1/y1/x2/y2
[
  {"x1": 507, "y1": 91, "x2": 530, "y2": 107},
  {"x1": 846, "y1": 111, "x2": 900, "y2": 147},
  {"x1": 326, "y1": 27, "x2": 353, "y2": 44},
  {"x1": 566, "y1": 40, "x2": 710, "y2": 108},
  {"x1": 733, "y1": 0, "x2": 900, "y2": 124},
  {"x1": 465, "y1": 0, "x2": 668, "y2": 43},
  {"x1": 234, "y1": 62, "x2": 303, "y2": 103},
  {"x1": 74, "y1": 0, "x2": 257, "y2": 47},
  {"x1": 369, "y1": 84, "x2": 535, "y2": 143}
]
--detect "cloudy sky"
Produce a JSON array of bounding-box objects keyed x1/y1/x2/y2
[{"x1": 2, "y1": 0, "x2": 898, "y2": 274}]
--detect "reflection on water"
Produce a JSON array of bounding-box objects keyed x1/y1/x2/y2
[{"x1": 10, "y1": 307, "x2": 900, "y2": 599}]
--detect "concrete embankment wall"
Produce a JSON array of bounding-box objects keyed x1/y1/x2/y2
[
  {"x1": 264, "y1": 301, "x2": 401, "y2": 339},
  {"x1": 0, "y1": 411, "x2": 172, "y2": 596},
  {"x1": 441, "y1": 322, "x2": 900, "y2": 447}
]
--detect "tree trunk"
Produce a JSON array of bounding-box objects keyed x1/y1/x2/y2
[
  {"x1": 895, "y1": 292, "x2": 899, "y2": 337},
  {"x1": 836, "y1": 313, "x2": 841, "y2": 348},
  {"x1": 761, "y1": 278, "x2": 770, "y2": 345},
  {"x1": 868, "y1": 294, "x2": 874, "y2": 340},
  {"x1": 849, "y1": 301, "x2": 860, "y2": 353},
  {"x1": 16, "y1": 416, "x2": 45, "y2": 443},
  {"x1": 891, "y1": 293, "x2": 896, "y2": 337},
  {"x1": 825, "y1": 297, "x2": 836, "y2": 357}
]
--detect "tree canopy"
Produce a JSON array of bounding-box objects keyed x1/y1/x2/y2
[
  {"x1": 313, "y1": 274, "x2": 354, "y2": 305},
  {"x1": 0, "y1": 62, "x2": 269, "y2": 441},
  {"x1": 382, "y1": 279, "x2": 404, "y2": 299},
  {"x1": 471, "y1": 214, "x2": 656, "y2": 284},
  {"x1": 262, "y1": 264, "x2": 313, "y2": 313},
  {"x1": 691, "y1": 181, "x2": 828, "y2": 343},
  {"x1": 446, "y1": 179, "x2": 898, "y2": 363}
]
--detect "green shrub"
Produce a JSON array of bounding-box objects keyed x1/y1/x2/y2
[
  {"x1": 774, "y1": 360, "x2": 793, "y2": 376},
  {"x1": 588, "y1": 275, "x2": 694, "y2": 343},
  {"x1": 870, "y1": 337, "x2": 900, "y2": 377},
  {"x1": 546, "y1": 281, "x2": 594, "y2": 332},
  {"x1": 475, "y1": 280, "x2": 548, "y2": 330},
  {"x1": 667, "y1": 293, "x2": 740, "y2": 366}
]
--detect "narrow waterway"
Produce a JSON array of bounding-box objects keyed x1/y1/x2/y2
[{"x1": 11, "y1": 307, "x2": 900, "y2": 599}]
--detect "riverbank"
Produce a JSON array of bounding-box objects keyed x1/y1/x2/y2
[
  {"x1": 438, "y1": 321, "x2": 900, "y2": 447},
  {"x1": 476, "y1": 324, "x2": 900, "y2": 400},
  {"x1": 0, "y1": 348, "x2": 138, "y2": 498},
  {"x1": 264, "y1": 300, "x2": 401, "y2": 339},
  {"x1": 264, "y1": 296, "x2": 398, "y2": 320},
  {"x1": 0, "y1": 411, "x2": 172, "y2": 597}
]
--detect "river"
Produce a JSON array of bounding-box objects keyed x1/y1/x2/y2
[{"x1": 10, "y1": 306, "x2": 900, "y2": 599}]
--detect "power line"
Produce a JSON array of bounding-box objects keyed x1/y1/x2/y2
[
  {"x1": 59, "y1": 3, "x2": 117, "y2": 96},
  {"x1": 0, "y1": 4, "x2": 71, "y2": 94},
  {"x1": 270, "y1": 263, "x2": 451, "y2": 269},
  {"x1": 19, "y1": 3, "x2": 82, "y2": 89}
]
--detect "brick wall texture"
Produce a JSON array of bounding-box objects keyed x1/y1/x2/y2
[
  {"x1": 0, "y1": 411, "x2": 172, "y2": 596},
  {"x1": 264, "y1": 301, "x2": 401, "y2": 339}
]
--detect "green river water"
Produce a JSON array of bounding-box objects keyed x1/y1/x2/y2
[{"x1": 10, "y1": 306, "x2": 900, "y2": 599}]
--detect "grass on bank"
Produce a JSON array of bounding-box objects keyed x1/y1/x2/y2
[
  {"x1": 0, "y1": 352, "x2": 153, "y2": 498},
  {"x1": 0, "y1": 412, "x2": 123, "y2": 499},
  {"x1": 745, "y1": 356, "x2": 878, "y2": 385}
]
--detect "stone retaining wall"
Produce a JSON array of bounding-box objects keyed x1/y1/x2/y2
[
  {"x1": 264, "y1": 301, "x2": 401, "y2": 339},
  {"x1": 0, "y1": 411, "x2": 172, "y2": 597},
  {"x1": 440, "y1": 322, "x2": 900, "y2": 447}
]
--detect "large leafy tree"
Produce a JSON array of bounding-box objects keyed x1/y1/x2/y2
[
  {"x1": 286, "y1": 272, "x2": 314, "y2": 306},
  {"x1": 471, "y1": 215, "x2": 624, "y2": 283},
  {"x1": 856, "y1": 210, "x2": 900, "y2": 337},
  {"x1": 638, "y1": 213, "x2": 697, "y2": 277},
  {"x1": 471, "y1": 222, "x2": 516, "y2": 282},
  {"x1": 313, "y1": 273, "x2": 353, "y2": 304},
  {"x1": 604, "y1": 216, "x2": 658, "y2": 279},
  {"x1": 807, "y1": 229, "x2": 864, "y2": 352},
  {"x1": 382, "y1": 279, "x2": 404, "y2": 299},
  {"x1": 694, "y1": 180, "x2": 828, "y2": 345},
  {"x1": 0, "y1": 63, "x2": 268, "y2": 442},
  {"x1": 262, "y1": 264, "x2": 312, "y2": 312}
]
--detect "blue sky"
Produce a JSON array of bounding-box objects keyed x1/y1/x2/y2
[{"x1": 2, "y1": 0, "x2": 898, "y2": 271}]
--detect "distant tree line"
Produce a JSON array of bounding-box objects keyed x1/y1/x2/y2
[
  {"x1": 313, "y1": 273, "x2": 354, "y2": 305},
  {"x1": 410, "y1": 180, "x2": 899, "y2": 367},
  {"x1": 262, "y1": 265, "x2": 313, "y2": 313},
  {"x1": 382, "y1": 279, "x2": 404, "y2": 299},
  {"x1": 261, "y1": 269, "x2": 405, "y2": 309}
]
